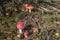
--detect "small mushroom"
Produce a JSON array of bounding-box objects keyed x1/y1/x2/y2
[
  {"x1": 33, "y1": 27, "x2": 38, "y2": 33},
  {"x1": 17, "y1": 34, "x2": 20, "y2": 38},
  {"x1": 16, "y1": 21, "x2": 25, "y2": 33},
  {"x1": 24, "y1": 3, "x2": 29, "y2": 12},
  {"x1": 26, "y1": 5, "x2": 34, "y2": 13},
  {"x1": 24, "y1": 4, "x2": 34, "y2": 13},
  {"x1": 24, "y1": 31, "x2": 29, "y2": 38}
]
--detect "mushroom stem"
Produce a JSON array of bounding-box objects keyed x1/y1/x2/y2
[
  {"x1": 19, "y1": 29, "x2": 22, "y2": 33},
  {"x1": 29, "y1": 9, "x2": 31, "y2": 13},
  {"x1": 25, "y1": 36, "x2": 28, "y2": 38}
]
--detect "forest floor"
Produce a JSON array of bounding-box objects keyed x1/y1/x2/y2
[{"x1": 0, "y1": 1, "x2": 60, "y2": 40}]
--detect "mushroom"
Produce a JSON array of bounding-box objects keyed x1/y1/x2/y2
[
  {"x1": 16, "y1": 21, "x2": 25, "y2": 33},
  {"x1": 33, "y1": 27, "x2": 38, "y2": 33},
  {"x1": 17, "y1": 34, "x2": 20, "y2": 38},
  {"x1": 24, "y1": 4, "x2": 34, "y2": 13},
  {"x1": 24, "y1": 31, "x2": 29, "y2": 38},
  {"x1": 24, "y1": 3, "x2": 29, "y2": 12},
  {"x1": 26, "y1": 5, "x2": 34, "y2": 13}
]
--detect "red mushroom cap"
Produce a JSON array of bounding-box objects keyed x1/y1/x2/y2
[
  {"x1": 24, "y1": 31, "x2": 29, "y2": 37},
  {"x1": 16, "y1": 21, "x2": 25, "y2": 29},
  {"x1": 24, "y1": 3, "x2": 29, "y2": 7},
  {"x1": 33, "y1": 28, "x2": 38, "y2": 33},
  {"x1": 26, "y1": 5, "x2": 34, "y2": 10}
]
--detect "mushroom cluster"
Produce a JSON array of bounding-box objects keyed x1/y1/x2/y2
[{"x1": 16, "y1": 21, "x2": 39, "y2": 38}]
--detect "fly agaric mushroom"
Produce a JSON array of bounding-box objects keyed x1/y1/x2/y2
[
  {"x1": 33, "y1": 27, "x2": 38, "y2": 33},
  {"x1": 24, "y1": 4, "x2": 34, "y2": 13},
  {"x1": 16, "y1": 21, "x2": 25, "y2": 33},
  {"x1": 24, "y1": 31, "x2": 29, "y2": 38}
]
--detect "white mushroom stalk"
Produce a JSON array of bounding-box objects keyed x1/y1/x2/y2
[
  {"x1": 19, "y1": 29, "x2": 22, "y2": 33},
  {"x1": 29, "y1": 9, "x2": 31, "y2": 13}
]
